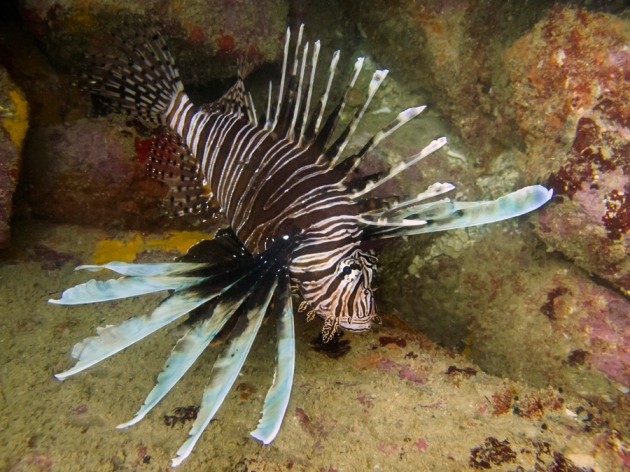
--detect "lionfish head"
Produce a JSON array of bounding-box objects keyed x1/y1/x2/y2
[{"x1": 297, "y1": 248, "x2": 379, "y2": 342}]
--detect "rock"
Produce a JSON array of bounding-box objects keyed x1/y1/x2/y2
[
  {"x1": 0, "y1": 66, "x2": 28, "y2": 247},
  {"x1": 378, "y1": 221, "x2": 630, "y2": 403},
  {"x1": 20, "y1": 0, "x2": 288, "y2": 84},
  {"x1": 347, "y1": 0, "x2": 555, "y2": 173},
  {"x1": 19, "y1": 116, "x2": 215, "y2": 231},
  {"x1": 506, "y1": 7, "x2": 630, "y2": 292},
  {"x1": 505, "y1": 6, "x2": 630, "y2": 183}
]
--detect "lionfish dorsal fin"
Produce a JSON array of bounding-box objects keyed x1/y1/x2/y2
[
  {"x1": 147, "y1": 128, "x2": 214, "y2": 217},
  {"x1": 202, "y1": 59, "x2": 256, "y2": 124},
  {"x1": 325, "y1": 67, "x2": 388, "y2": 165}
]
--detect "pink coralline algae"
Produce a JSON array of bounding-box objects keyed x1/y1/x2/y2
[{"x1": 506, "y1": 6, "x2": 630, "y2": 292}]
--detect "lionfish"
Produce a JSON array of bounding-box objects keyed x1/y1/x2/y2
[{"x1": 50, "y1": 24, "x2": 552, "y2": 466}]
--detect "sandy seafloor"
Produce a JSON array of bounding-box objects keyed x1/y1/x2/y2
[{"x1": 0, "y1": 221, "x2": 624, "y2": 472}]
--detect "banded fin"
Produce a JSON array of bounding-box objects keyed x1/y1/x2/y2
[
  {"x1": 325, "y1": 68, "x2": 388, "y2": 164},
  {"x1": 361, "y1": 182, "x2": 456, "y2": 219},
  {"x1": 351, "y1": 137, "x2": 448, "y2": 200},
  {"x1": 147, "y1": 129, "x2": 214, "y2": 217},
  {"x1": 250, "y1": 270, "x2": 294, "y2": 444},
  {"x1": 336, "y1": 106, "x2": 427, "y2": 176},
  {"x1": 172, "y1": 273, "x2": 279, "y2": 467},
  {"x1": 363, "y1": 185, "x2": 553, "y2": 239},
  {"x1": 84, "y1": 24, "x2": 183, "y2": 124}
]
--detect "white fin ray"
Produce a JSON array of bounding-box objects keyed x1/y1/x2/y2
[
  {"x1": 288, "y1": 41, "x2": 309, "y2": 142},
  {"x1": 54, "y1": 287, "x2": 224, "y2": 381},
  {"x1": 49, "y1": 275, "x2": 207, "y2": 305},
  {"x1": 264, "y1": 81, "x2": 273, "y2": 129},
  {"x1": 314, "y1": 50, "x2": 340, "y2": 135},
  {"x1": 75, "y1": 262, "x2": 210, "y2": 277},
  {"x1": 346, "y1": 106, "x2": 427, "y2": 173},
  {"x1": 116, "y1": 285, "x2": 252, "y2": 429},
  {"x1": 172, "y1": 275, "x2": 278, "y2": 467},
  {"x1": 329, "y1": 68, "x2": 387, "y2": 165},
  {"x1": 250, "y1": 271, "x2": 294, "y2": 444},
  {"x1": 351, "y1": 137, "x2": 448, "y2": 199},
  {"x1": 365, "y1": 185, "x2": 553, "y2": 238},
  {"x1": 271, "y1": 26, "x2": 291, "y2": 132},
  {"x1": 298, "y1": 40, "x2": 320, "y2": 147},
  {"x1": 362, "y1": 182, "x2": 456, "y2": 218}
]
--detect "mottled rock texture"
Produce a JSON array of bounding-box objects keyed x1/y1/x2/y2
[
  {"x1": 0, "y1": 66, "x2": 28, "y2": 247},
  {"x1": 19, "y1": 117, "x2": 218, "y2": 231},
  {"x1": 364, "y1": 4, "x2": 630, "y2": 407},
  {"x1": 20, "y1": 0, "x2": 288, "y2": 84},
  {"x1": 347, "y1": 0, "x2": 552, "y2": 173},
  {"x1": 507, "y1": 7, "x2": 630, "y2": 294},
  {"x1": 378, "y1": 221, "x2": 630, "y2": 402}
]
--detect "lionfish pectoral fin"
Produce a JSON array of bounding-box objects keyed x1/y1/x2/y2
[
  {"x1": 172, "y1": 273, "x2": 279, "y2": 467},
  {"x1": 74, "y1": 261, "x2": 211, "y2": 277},
  {"x1": 54, "y1": 286, "x2": 219, "y2": 381},
  {"x1": 84, "y1": 24, "x2": 183, "y2": 125},
  {"x1": 363, "y1": 185, "x2": 553, "y2": 239},
  {"x1": 250, "y1": 270, "x2": 295, "y2": 444},
  {"x1": 53, "y1": 234, "x2": 257, "y2": 381},
  {"x1": 48, "y1": 275, "x2": 207, "y2": 305},
  {"x1": 147, "y1": 129, "x2": 214, "y2": 218},
  {"x1": 116, "y1": 267, "x2": 265, "y2": 429}
]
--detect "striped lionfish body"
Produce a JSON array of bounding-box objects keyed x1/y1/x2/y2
[{"x1": 50, "y1": 25, "x2": 552, "y2": 466}]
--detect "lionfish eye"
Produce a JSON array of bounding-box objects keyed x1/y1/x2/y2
[{"x1": 342, "y1": 266, "x2": 352, "y2": 275}]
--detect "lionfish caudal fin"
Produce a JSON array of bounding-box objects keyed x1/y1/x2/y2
[{"x1": 50, "y1": 230, "x2": 295, "y2": 466}]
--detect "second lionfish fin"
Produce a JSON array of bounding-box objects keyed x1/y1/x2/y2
[
  {"x1": 116, "y1": 268, "x2": 263, "y2": 429},
  {"x1": 250, "y1": 269, "x2": 295, "y2": 444},
  {"x1": 362, "y1": 185, "x2": 554, "y2": 239},
  {"x1": 147, "y1": 129, "x2": 214, "y2": 217},
  {"x1": 172, "y1": 273, "x2": 279, "y2": 467}
]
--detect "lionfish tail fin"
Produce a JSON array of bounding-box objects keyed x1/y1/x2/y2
[
  {"x1": 83, "y1": 23, "x2": 184, "y2": 125},
  {"x1": 362, "y1": 185, "x2": 553, "y2": 239}
]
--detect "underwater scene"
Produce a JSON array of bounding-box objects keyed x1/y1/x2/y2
[{"x1": 0, "y1": 0, "x2": 629, "y2": 470}]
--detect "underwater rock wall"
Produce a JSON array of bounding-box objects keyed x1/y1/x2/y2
[
  {"x1": 0, "y1": 66, "x2": 28, "y2": 248},
  {"x1": 20, "y1": 0, "x2": 288, "y2": 84},
  {"x1": 373, "y1": 4, "x2": 630, "y2": 411}
]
